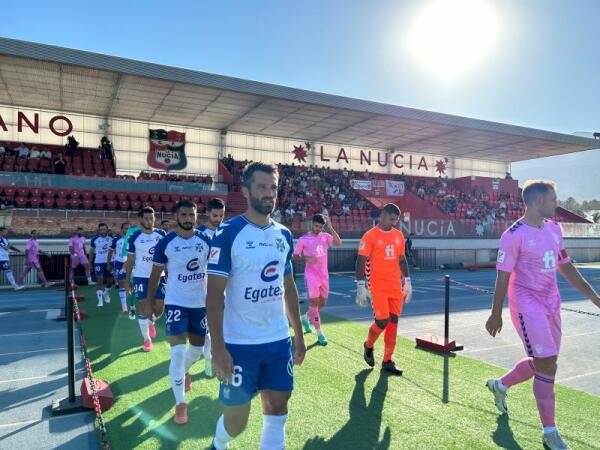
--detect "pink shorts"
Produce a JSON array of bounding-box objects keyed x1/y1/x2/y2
[
  {"x1": 510, "y1": 309, "x2": 561, "y2": 358},
  {"x1": 305, "y1": 276, "x2": 329, "y2": 299},
  {"x1": 71, "y1": 253, "x2": 89, "y2": 268},
  {"x1": 26, "y1": 259, "x2": 41, "y2": 270}
]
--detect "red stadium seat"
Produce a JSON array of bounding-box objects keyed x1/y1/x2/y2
[
  {"x1": 107, "y1": 199, "x2": 118, "y2": 210},
  {"x1": 28, "y1": 159, "x2": 40, "y2": 172},
  {"x1": 106, "y1": 191, "x2": 116, "y2": 200},
  {"x1": 139, "y1": 193, "x2": 150, "y2": 202},
  {"x1": 82, "y1": 199, "x2": 93, "y2": 210},
  {"x1": 29, "y1": 197, "x2": 41, "y2": 208},
  {"x1": 69, "y1": 190, "x2": 81, "y2": 200},
  {"x1": 82, "y1": 191, "x2": 93, "y2": 200},
  {"x1": 92, "y1": 191, "x2": 105, "y2": 200},
  {"x1": 152, "y1": 201, "x2": 163, "y2": 211},
  {"x1": 163, "y1": 201, "x2": 174, "y2": 212},
  {"x1": 4, "y1": 187, "x2": 15, "y2": 198},
  {"x1": 17, "y1": 187, "x2": 28, "y2": 198},
  {"x1": 16, "y1": 159, "x2": 27, "y2": 171},
  {"x1": 15, "y1": 196, "x2": 27, "y2": 208},
  {"x1": 150, "y1": 193, "x2": 160, "y2": 203},
  {"x1": 127, "y1": 192, "x2": 139, "y2": 202},
  {"x1": 43, "y1": 197, "x2": 55, "y2": 208},
  {"x1": 56, "y1": 197, "x2": 67, "y2": 209},
  {"x1": 160, "y1": 194, "x2": 170, "y2": 202},
  {"x1": 117, "y1": 192, "x2": 127, "y2": 201},
  {"x1": 130, "y1": 200, "x2": 141, "y2": 211},
  {"x1": 119, "y1": 200, "x2": 130, "y2": 210},
  {"x1": 68, "y1": 198, "x2": 81, "y2": 209},
  {"x1": 31, "y1": 188, "x2": 42, "y2": 198},
  {"x1": 94, "y1": 199, "x2": 106, "y2": 210}
]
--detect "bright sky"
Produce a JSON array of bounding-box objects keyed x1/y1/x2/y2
[{"x1": 1, "y1": 0, "x2": 598, "y2": 200}]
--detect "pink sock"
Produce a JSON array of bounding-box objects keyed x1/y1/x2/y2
[
  {"x1": 533, "y1": 372, "x2": 556, "y2": 427},
  {"x1": 501, "y1": 357, "x2": 535, "y2": 388},
  {"x1": 307, "y1": 306, "x2": 321, "y2": 330}
]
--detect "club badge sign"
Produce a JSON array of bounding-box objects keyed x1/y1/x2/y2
[{"x1": 147, "y1": 129, "x2": 187, "y2": 171}]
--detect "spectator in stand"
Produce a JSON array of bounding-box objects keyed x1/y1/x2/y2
[
  {"x1": 99, "y1": 136, "x2": 114, "y2": 160},
  {"x1": 29, "y1": 146, "x2": 41, "y2": 159},
  {"x1": 66, "y1": 135, "x2": 79, "y2": 157},
  {"x1": 505, "y1": 172, "x2": 512, "y2": 179},
  {"x1": 17, "y1": 143, "x2": 30, "y2": 159},
  {"x1": 0, "y1": 192, "x2": 13, "y2": 210},
  {"x1": 40, "y1": 148, "x2": 52, "y2": 160},
  {"x1": 466, "y1": 207, "x2": 474, "y2": 219},
  {"x1": 370, "y1": 207, "x2": 379, "y2": 225},
  {"x1": 0, "y1": 142, "x2": 6, "y2": 156},
  {"x1": 53, "y1": 153, "x2": 66, "y2": 175},
  {"x1": 342, "y1": 204, "x2": 351, "y2": 216},
  {"x1": 272, "y1": 208, "x2": 282, "y2": 223},
  {"x1": 285, "y1": 206, "x2": 295, "y2": 221},
  {"x1": 417, "y1": 186, "x2": 425, "y2": 199}
]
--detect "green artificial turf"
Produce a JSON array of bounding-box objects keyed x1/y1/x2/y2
[{"x1": 79, "y1": 286, "x2": 600, "y2": 449}]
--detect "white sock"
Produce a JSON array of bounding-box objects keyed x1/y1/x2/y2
[
  {"x1": 184, "y1": 345, "x2": 204, "y2": 373},
  {"x1": 497, "y1": 380, "x2": 508, "y2": 392},
  {"x1": 203, "y1": 333, "x2": 212, "y2": 360},
  {"x1": 213, "y1": 415, "x2": 233, "y2": 450},
  {"x1": 543, "y1": 426, "x2": 558, "y2": 434},
  {"x1": 104, "y1": 287, "x2": 110, "y2": 294},
  {"x1": 316, "y1": 328, "x2": 324, "y2": 337},
  {"x1": 6, "y1": 271, "x2": 17, "y2": 287},
  {"x1": 96, "y1": 290, "x2": 104, "y2": 303},
  {"x1": 260, "y1": 414, "x2": 287, "y2": 450},
  {"x1": 118, "y1": 288, "x2": 127, "y2": 309},
  {"x1": 138, "y1": 316, "x2": 150, "y2": 341},
  {"x1": 87, "y1": 276, "x2": 93, "y2": 284},
  {"x1": 170, "y1": 344, "x2": 186, "y2": 404}
]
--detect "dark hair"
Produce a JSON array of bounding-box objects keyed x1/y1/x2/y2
[
  {"x1": 207, "y1": 197, "x2": 225, "y2": 211},
  {"x1": 522, "y1": 180, "x2": 556, "y2": 206},
  {"x1": 31, "y1": 229, "x2": 37, "y2": 234},
  {"x1": 98, "y1": 222, "x2": 107, "y2": 228},
  {"x1": 241, "y1": 162, "x2": 279, "y2": 188},
  {"x1": 77, "y1": 226, "x2": 84, "y2": 231},
  {"x1": 138, "y1": 206, "x2": 155, "y2": 217},
  {"x1": 174, "y1": 199, "x2": 196, "y2": 214},
  {"x1": 121, "y1": 222, "x2": 129, "y2": 229},
  {"x1": 312, "y1": 213, "x2": 326, "y2": 225},
  {"x1": 381, "y1": 203, "x2": 400, "y2": 216},
  {"x1": 161, "y1": 219, "x2": 170, "y2": 225},
  {"x1": 0, "y1": 226, "x2": 7, "y2": 231}
]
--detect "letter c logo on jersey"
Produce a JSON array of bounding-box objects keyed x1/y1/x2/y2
[
  {"x1": 186, "y1": 258, "x2": 199, "y2": 271},
  {"x1": 260, "y1": 260, "x2": 279, "y2": 282},
  {"x1": 148, "y1": 247, "x2": 156, "y2": 255}
]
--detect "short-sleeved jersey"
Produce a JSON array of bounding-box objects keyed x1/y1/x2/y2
[
  {"x1": 207, "y1": 215, "x2": 294, "y2": 345},
  {"x1": 110, "y1": 236, "x2": 126, "y2": 263},
  {"x1": 358, "y1": 226, "x2": 405, "y2": 291},
  {"x1": 153, "y1": 230, "x2": 211, "y2": 308},
  {"x1": 0, "y1": 237, "x2": 10, "y2": 261},
  {"x1": 294, "y1": 232, "x2": 333, "y2": 280},
  {"x1": 25, "y1": 238, "x2": 39, "y2": 260},
  {"x1": 127, "y1": 228, "x2": 166, "y2": 278},
  {"x1": 69, "y1": 235, "x2": 86, "y2": 256},
  {"x1": 496, "y1": 219, "x2": 570, "y2": 314},
  {"x1": 197, "y1": 224, "x2": 216, "y2": 240},
  {"x1": 90, "y1": 235, "x2": 113, "y2": 264}
]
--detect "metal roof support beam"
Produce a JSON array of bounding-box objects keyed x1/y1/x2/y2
[
  {"x1": 314, "y1": 114, "x2": 379, "y2": 142},
  {"x1": 105, "y1": 72, "x2": 122, "y2": 118},
  {"x1": 219, "y1": 97, "x2": 268, "y2": 130}
]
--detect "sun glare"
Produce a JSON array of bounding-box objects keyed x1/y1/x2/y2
[{"x1": 408, "y1": 0, "x2": 498, "y2": 80}]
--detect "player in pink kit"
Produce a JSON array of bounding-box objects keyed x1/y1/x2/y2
[
  {"x1": 485, "y1": 180, "x2": 600, "y2": 450},
  {"x1": 18, "y1": 230, "x2": 49, "y2": 287},
  {"x1": 293, "y1": 214, "x2": 341, "y2": 345},
  {"x1": 68, "y1": 227, "x2": 94, "y2": 285}
]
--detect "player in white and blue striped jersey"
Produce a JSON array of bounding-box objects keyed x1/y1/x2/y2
[
  {"x1": 89, "y1": 223, "x2": 113, "y2": 307},
  {"x1": 207, "y1": 162, "x2": 306, "y2": 450},
  {"x1": 0, "y1": 226, "x2": 24, "y2": 290},
  {"x1": 147, "y1": 200, "x2": 211, "y2": 425},
  {"x1": 124, "y1": 207, "x2": 166, "y2": 352},
  {"x1": 197, "y1": 197, "x2": 226, "y2": 240}
]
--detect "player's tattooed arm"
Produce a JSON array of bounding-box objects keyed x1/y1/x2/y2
[{"x1": 399, "y1": 255, "x2": 410, "y2": 278}]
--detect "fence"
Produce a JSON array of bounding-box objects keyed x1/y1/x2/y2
[{"x1": 0, "y1": 251, "x2": 68, "y2": 286}]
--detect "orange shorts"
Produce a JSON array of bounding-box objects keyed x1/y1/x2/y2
[{"x1": 370, "y1": 289, "x2": 404, "y2": 320}]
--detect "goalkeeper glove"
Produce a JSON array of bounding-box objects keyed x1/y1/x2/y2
[
  {"x1": 403, "y1": 277, "x2": 412, "y2": 304},
  {"x1": 355, "y1": 280, "x2": 370, "y2": 307}
]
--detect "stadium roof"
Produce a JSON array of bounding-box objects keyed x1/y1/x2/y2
[{"x1": 0, "y1": 37, "x2": 597, "y2": 163}]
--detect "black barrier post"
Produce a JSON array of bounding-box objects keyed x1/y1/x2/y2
[
  {"x1": 444, "y1": 274, "x2": 450, "y2": 343},
  {"x1": 52, "y1": 256, "x2": 85, "y2": 416}
]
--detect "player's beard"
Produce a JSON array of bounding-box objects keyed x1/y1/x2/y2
[
  {"x1": 250, "y1": 194, "x2": 275, "y2": 216},
  {"x1": 177, "y1": 219, "x2": 194, "y2": 231}
]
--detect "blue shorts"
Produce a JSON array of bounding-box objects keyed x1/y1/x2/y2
[
  {"x1": 165, "y1": 304, "x2": 208, "y2": 337},
  {"x1": 94, "y1": 263, "x2": 111, "y2": 278},
  {"x1": 113, "y1": 261, "x2": 126, "y2": 281},
  {"x1": 219, "y1": 338, "x2": 293, "y2": 406},
  {"x1": 132, "y1": 276, "x2": 166, "y2": 301},
  {"x1": 0, "y1": 260, "x2": 9, "y2": 271}
]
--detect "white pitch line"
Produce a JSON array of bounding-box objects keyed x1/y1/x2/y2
[
  {"x1": 0, "y1": 347, "x2": 67, "y2": 357},
  {"x1": 0, "y1": 374, "x2": 54, "y2": 384},
  {"x1": 0, "y1": 411, "x2": 91, "y2": 429},
  {"x1": 558, "y1": 369, "x2": 600, "y2": 383},
  {"x1": 0, "y1": 329, "x2": 63, "y2": 338}
]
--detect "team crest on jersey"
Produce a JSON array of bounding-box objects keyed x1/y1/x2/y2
[
  {"x1": 195, "y1": 242, "x2": 204, "y2": 253},
  {"x1": 359, "y1": 241, "x2": 366, "y2": 250},
  {"x1": 275, "y1": 238, "x2": 285, "y2": 253}
]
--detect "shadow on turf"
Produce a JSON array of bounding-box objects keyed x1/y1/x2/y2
[
  {"x1": 492, "y1": 414, "x2": 523, "y2": 450},
  {"x1": 303, "y1": 368, "x2": 391, "y2": 449}
]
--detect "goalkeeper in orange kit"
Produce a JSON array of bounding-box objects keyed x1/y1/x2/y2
[{"x1": 355, "y1": 203, "x2": 412, "y2": 375}]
